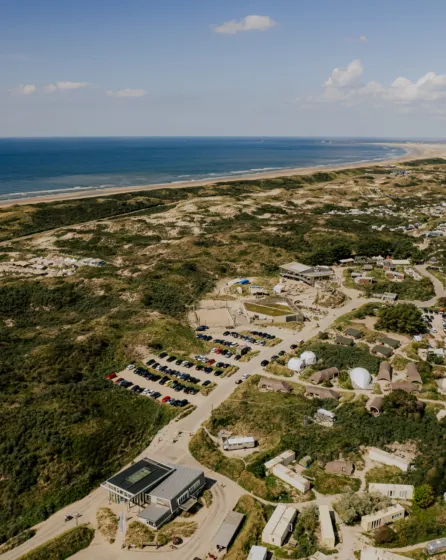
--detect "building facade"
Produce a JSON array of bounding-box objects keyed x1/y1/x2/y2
[
  {"x1": 368, "y1": 483, "x2": 414, "y2": 500},
  {"x1": 360, "y1": 504, "x2": 405, "y2": 532}
]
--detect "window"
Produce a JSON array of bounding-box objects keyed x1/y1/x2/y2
[
  {"x1": 189, "y1": 479, "x2": 202, "y2": 494},
  {"x1": 178, "y1": 491, "x2": 189, "y2": 505}
]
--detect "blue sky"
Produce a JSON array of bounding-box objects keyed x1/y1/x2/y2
[{"x1": 2, "y1": 0, "x2": 446, "y2": 137}]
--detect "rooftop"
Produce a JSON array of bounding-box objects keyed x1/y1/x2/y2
[{"x1": 107, "y1": 458, "x2": 173, "y2": 497}]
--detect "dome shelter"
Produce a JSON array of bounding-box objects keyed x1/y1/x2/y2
[
  {"x1": 300, "y1": 351, "x2": 317, "y2": 366},
  {"x1": 349, "y1": 367, "x2": 372, "y2": 390},
  {"x1": 288, "y1": 358, "x2": 304, "y2": 372}
]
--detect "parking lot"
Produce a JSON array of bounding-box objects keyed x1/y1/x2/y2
[{"x1": 104, "y1": 324, "x2": 296, "y2": 411}]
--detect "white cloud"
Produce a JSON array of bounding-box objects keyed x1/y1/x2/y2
[
  {"x1": 213, "y1": 15, "x2": 276, "y2": 35},
  {"x1": 359, "y1": 35, "x2": 368, "y2": 43},
  {"x1": 43, "y1": 81, "x2": 89, "y2": 93},
  {"x1": 316, "y1": 60, "x2": 446, "y2": 116},
  {"x1": 324, "y1": 59, "x2": 363, "y2": 89},
  {"x1": 106, "y1": 88, "x2": 148, "y2": 98},
  {"x1": 10, "y1": 84, "x2": 37, "y2": 95}
]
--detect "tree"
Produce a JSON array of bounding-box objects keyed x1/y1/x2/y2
[
  {"x1": 374, "y1": 525, "x2": 397, "y2": 545},
  {"x1": 383, "y1": 390, "x2": 424, "y2": 418},
  {"x1": 375, "y1": 303, "x2": 425, "y2": 335},
  {"x1": 413, "y1": 484, "x2": 435, "y2": 509}
]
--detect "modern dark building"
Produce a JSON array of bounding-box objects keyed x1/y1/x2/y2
[{"x1": 102, "y1": 458, "x2": 205, "y2": 529}]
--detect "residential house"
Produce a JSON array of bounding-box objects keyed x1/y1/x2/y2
[
  {"x1": 360, "y1": 504, "x2": 405, "y2": 532},
  {"x1": 377, "y1": 361, "x2": 392, "y2": 382},
  {"x1": 325, "y1": 460, "x2": 354, "y2": 476},
  {"x1": 310, "y1": 367, "x2": 339, "y2": 385}
]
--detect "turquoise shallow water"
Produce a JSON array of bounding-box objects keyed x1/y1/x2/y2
[{"x1": 0, "y1": 137, "x2": 407, "y2": 201}]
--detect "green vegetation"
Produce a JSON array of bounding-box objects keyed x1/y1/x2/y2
[
  {"x1": 224, "y1": 495, "x2": 269, "y2": 560},
  {"x1": 306, "y1": 465, "x2": 361, "y2": 494},
  {"x1": 244, "y1": 302, "x2": 291, "y2": 316},
  {"x1": 334, "y1": 491, "x2": 391, "y2": 525},
  {"x1": 376, "y1": 303, "x2": 425, "y2": 334},
  {"x1": 0, "y1": 530, "x2": 36, "y2": 555},
  {"x1": 413, "y1": 484, "x2": 436, "y2": 509},
  {"x1": 292, "y1": 505, "x2": 319, "y2": 558},
  {"x1": 96, "y1": 507, "x2": 119, "y2": 544},
  {"x1": 125, "y1": 521, "x2": 155, "y2": 548},
  {"x1": 303, "y1": 342, "x2": 381, "y2": 374},
  {"x1": 17, "y1": 526, "x2": 94, "y2": 560},
  {"x1": 365, "y1": 465, "x2": 407, "y2": 485}
]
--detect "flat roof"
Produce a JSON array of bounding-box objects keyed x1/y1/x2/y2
[
  {"x1": 151, "y1": 464, "x2": 203, "y2": 502},
  {"x1": 107, "y1": 458, "x2": 173, "y2": 496},
  {"x1": 138, "y1": 503, "x2": 171, "y2": 524},
  {"x1": 319, "y1": 505, "x2": 335, "y2": 540},
  {"x1": 226, "y1": 436, "x2": 255, "y2": 445},
  {"x1": 213, "y1": 510, "x2": 244, "y2": 548},
  {"x1": 281, "y1": 262, "x2": 311, "y2": 273}
]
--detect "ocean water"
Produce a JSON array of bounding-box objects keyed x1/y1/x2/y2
[{"x1": 0, "y1": 137, "x2": 407, "y2": 201}]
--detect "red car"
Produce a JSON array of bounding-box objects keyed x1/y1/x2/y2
[
  {"x1": 114, "y1": 377, "x2": 124, "y2": 384},
  {"x1": 206, "y1": 359, "x2": 215, "y2": 365},
  {"x1": 106, "y1": 373, "x2": 117, "y2": 380},
  {"x1": 162, "y1": 395, "x2": 171, "y2": 403},
  {"x1": 216, "y1": 348, "x2": 222, "y2": 354}
]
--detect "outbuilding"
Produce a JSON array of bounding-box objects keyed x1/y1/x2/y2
[
  {"x1": 373, "y1": 345, "x2": 393, "y2": 358},
  {"x1": 305, "y1": 386, "x2": 341, "y2": 400},
  {"x1": 258, "y1": 378, "x2": 293, "y2": 393},
  {"x1": 213, "y1": 510, "x2": 245, "y2": 550},
  {"x1": 368, "y1": 447, "x2": 411, "y2": 472},
  {"x1": 272, "y1": 464, "x2": 311, "y2": 494},
  {"x1": 319, "y1": 505, "x2": 336, "y2": 548},
  {"x1": 407, "y1": 362, "x2": 422, "y2": 384},
  {"x1": 262, "y1": 504, "x2": 297, "y2": 546},
  {"x1": 391, "y1": 381, "x2": 418, "y2": 394},
  {"x1": 325, "y1": 460, "x2": 354, "y2": 476},
  {"x1": 369, "y1": 396, "x2": 384, "y2": 417},
  {"x1": 310, "y1": 367, "x2": 339, "y2": 385},
  {"x1": 377, "y1": 361, "x2": 392, "y2": 382},
  {"x1": 360, "y1": 504, "x2": 405, "y2": 532},
  {"x1": 335, "y1": 335, "x2": 354, "y2": 347},
  {"x1": 368, "y1": 483, "x2": 414, "y2": 500},
  {"x1": 345, "y1": 328, "x2": 363, "y2": 339},
  {"x1": 380, "y1": 337, "x2": 401, "y2": 349},
  {"x1": 247, "y1": 545, "x2": 268, "y2": 560}
]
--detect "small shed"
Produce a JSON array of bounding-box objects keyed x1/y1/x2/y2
[
  {"x1": 258, "y1": 378, "x2": 293, "y2": 393},
  {"x1": 325, "y1": 460, "x2": 354, "y2": 476},
  {"x1": 380, "y1": 337, "x2": 401, "y2": 349},
  {"x1": 391, "y1": 382, "x2": 418, "y2": 394},
  {"x1": 373, "y1": 345, "x2": 393, "y2": 358},
  {"x1": 363, "y1": 264, "x2": 374, "y2": 271},
  {"x1": 377, "y1": 361, "x2": 392, "y2": 382},
  {"x1": 213, "y1": 511, "x2": 244, "y2": 549},
  {"x1": 305, "y1": 386, "x2": 340, "y2": 400},
  {"x1": 369, "y1": 396, "x2": 384, "y2": 417},
  {"x1": 310, "y1": 367, "x2": 339, "y2": 385},
  {"x1": 335, "y1": 335, "x2": 354, "y2": 347},
  {"x1": 299, "y1": 455, "x2": 313, "y2": 468},
  {"x1": 345, "y1": 328, "x2": 363, "y2": 339},
  {"x1": 406, "y1": 363, "x2": 422, "y2": 384}
]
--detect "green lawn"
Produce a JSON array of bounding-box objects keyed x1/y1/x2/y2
[{"x1": 245, "y1": 303, "x2": 291, "y2": 316}]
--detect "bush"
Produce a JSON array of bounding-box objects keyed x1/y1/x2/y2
[
  {"x1": 374, "y1": 525, "x2": 397, "y2": 545},
  {"x1": 375, "y1": 303, "x2": 425, "y2": 335},
  {"x1": 17, "y1": 526, "x2": 94, "y2": 560},
  {"x1": 414, "y1": 484, "x2": 436, "y2": 509},
  {"x1": 334, "y1": 491, "x2": 391, "y2": 525}
]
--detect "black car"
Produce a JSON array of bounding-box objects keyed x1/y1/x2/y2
[
  {"x1": 261, "y1": 360, "x2": 269, "y2": 367},
  {"x1": 159, "y1": 376, "x2": 169, "y2": 385},
  {"x1": 203, "y1": 380, "x2": 211, "y2": 386},
  {"x1": 146, "y1": 358, "x2": 155, "y2": 366},
  {"x1": 175, "y1": 359, "x2": 183, "y2": 365},
  {"x1": 151, "y1": 392, "x2": 161, "y2": 399},
  {"x1": 214, "y1": 370, "x2": 223, "y2": 376},
  {"x1": 290, "y1": 344, "x2": 297, "y2": 349},
  {"x1": 167, "y1": 356, "x2": 176, "y2": 362},
  {"x1": 158, "y1": 352, "x2": 168, "y2": 359},
  {"x1": 278, "y1": 350, "x2": 286, "y2": 356},
  {"x1": 234, "y1": 355, "x2": 241, "y2": 361}
]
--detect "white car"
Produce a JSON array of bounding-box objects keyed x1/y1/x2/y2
[
  {"x1": 126, "y1": 364, "x2": 135, "y2": 370},
  {"x1": 142, "y1": 388, "x2": 153, "y2": 396},
  {"x1": 431, "y1": 328, "x2": 437, "y2": 334},
  {"x1": 241, "y1": 374, "x2": 250, "y2": 380},
  {"x1": 211, "y1": 348, "x2": 218, "y2": 353}
]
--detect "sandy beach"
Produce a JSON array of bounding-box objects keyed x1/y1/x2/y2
[{"x1": 1, "y1": 141, "x2": 445, "y2": 208}]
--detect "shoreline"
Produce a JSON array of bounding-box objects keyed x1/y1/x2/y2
[{"x1": 0, "y1": 141, "x2": 445, "y2": 208}]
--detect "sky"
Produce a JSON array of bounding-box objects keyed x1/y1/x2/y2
[{"x1": 2, "y1": 0, "x2": 446, "y2": 137}]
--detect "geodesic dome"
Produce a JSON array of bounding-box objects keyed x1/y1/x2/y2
[
  {"x1": 300, "y1": 351, "x2": 317, "y2": 366},
  {"x1": 288, "y1": 358, "x2": 304, "y2": 372},
  {"x1": 349, "y1": 367, "x2": 372, "y2": 390}
]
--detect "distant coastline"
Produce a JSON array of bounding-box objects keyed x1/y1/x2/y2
[{"x1": 0, "y1": 140, "x2": 445, "y2": 208}]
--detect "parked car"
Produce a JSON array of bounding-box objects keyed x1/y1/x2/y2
[
  {"x1": 167, "y1": 356, "x2": 176, "y2": 362},
  {"x1": 278, "y1": 350, "x2": 286, "y2": 356},
  {"x1": 146, "y1": 359, "x2": 155, "y2": 366},
  {"x1": 106, "y1": 373, "x2": 117, "y2": 380},
  {"x1": 202, "y1": 380, "x2": 211, "y2": 386},
  {"x1": 158, "y1": 352, "x2": 168, "y2": 359},
  {"x1": 114, "y1": 377, "x2": 124, "y2": 384},
  {"x1": 261, "y1": 360, "x2": 269, "y2": 367},
  {"x1": 235, "y1": 379, "x2": 242, "y2": 384},
  {"x1": 162, "y1": 395, "x2": 171, "y2": 403},
  {"x1": 126, "y1": 364, "x2": 135, "y2": 370},
  {"x1": 151, "y1": 392, "x2": 161, "y2": 399}
]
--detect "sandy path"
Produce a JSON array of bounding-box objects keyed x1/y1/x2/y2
[{"x1": 1, "y1": 142, "x2": 445, "y2": 208}]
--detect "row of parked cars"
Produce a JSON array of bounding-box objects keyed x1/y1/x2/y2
[
  {"x1": 158, "y1": 353, "x2": 229, "y2": 377},
  {"x1": 224, "y1": 330, "x2": 271, "y2": 346},
  {"x1": 196, "y1": 333, "x2": 213, "y2": 342}
]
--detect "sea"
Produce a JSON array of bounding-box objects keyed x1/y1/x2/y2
[{"x1": 0, "y1": 137, "x2": 408, "y2": 202}]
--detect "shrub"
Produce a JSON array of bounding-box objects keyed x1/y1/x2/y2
[
  {"x1": 17, "y1": 526, "x2": 94, "y2": 560},
  {"x1": 414, "y1": 484, "x2": 436, "y2": 509},
  {"x1": 375, "y1": 304, "x2": 425, "y2": 335}
]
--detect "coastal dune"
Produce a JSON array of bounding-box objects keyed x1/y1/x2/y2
[{"x1": 1, "y1": 141, "x2": 445, "y2": 208}]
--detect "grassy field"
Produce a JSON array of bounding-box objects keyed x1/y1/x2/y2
[
  {"x1": 17, "y1": 526, "x2": 94, "y2": 560},
  {"x1": 306, "y1": 465, "x2": 361, "y2": 494},
  {"x1": 96, "y1": 507, "x2": 119, "y2": 544}
]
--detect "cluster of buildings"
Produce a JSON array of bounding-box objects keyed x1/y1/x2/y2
[{"x1": 264, "y1": 450, "x2": 311, "y2": 494}]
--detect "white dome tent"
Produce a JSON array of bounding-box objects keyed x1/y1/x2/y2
[
  {"x1": 349, "y1": 367, "x2": 372, "y2": 390},
  {"x1": 288, "y1": 358, "x2": 304, "y2": 372},
  {"x1": 300, "y1": 351, "x2": 317, "y2": 366}
]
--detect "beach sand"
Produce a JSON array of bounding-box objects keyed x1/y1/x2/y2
[{"x1": 1, "y1": 141, "x2": 445, "y2": 208}]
